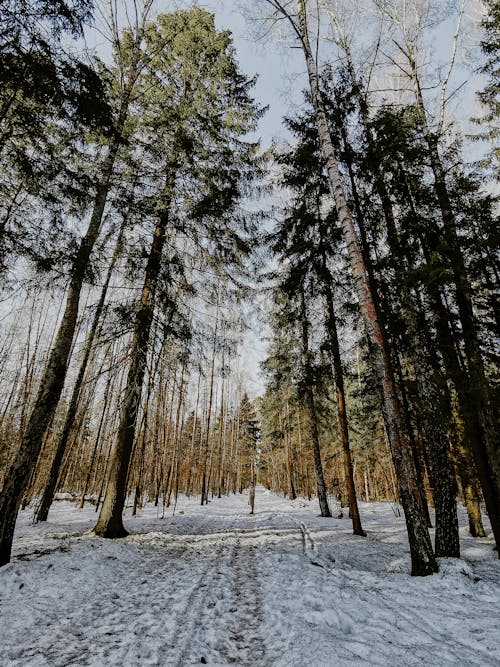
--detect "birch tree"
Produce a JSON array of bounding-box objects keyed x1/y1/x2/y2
[{"x1": 259, "y1": 0, "x2": 436, "y2": 575}]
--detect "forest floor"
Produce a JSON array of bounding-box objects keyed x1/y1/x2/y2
[{"x1": 1, "y1": 488, "x2": 499, "y2": 667}]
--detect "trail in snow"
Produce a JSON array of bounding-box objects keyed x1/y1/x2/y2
[{"x1": 0, "y1": 488, "x2": 499, "y2": 666}]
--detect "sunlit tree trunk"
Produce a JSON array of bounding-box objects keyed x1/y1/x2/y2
[
  {"x1": 201, "y1": 301, "x2": 218, "y2": 505},
  {"x1": 285, "y1": 401, "x2": 297, "y2": 500}
]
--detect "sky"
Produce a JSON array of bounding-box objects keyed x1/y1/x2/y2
[
  {"x1": 183, "y1": 2, "x2": 303, "y2": 396},
  {"x1": 190, "y1": 1, "x2": 307, "y2": 396},
  {"x1": 175, "y1": 0, "x2": 308, "y2": 147}
]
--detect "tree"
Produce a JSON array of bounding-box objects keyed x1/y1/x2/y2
[
  {"x1": 261, "y1": 0, "x2": 436, "y2": 575},
  {"x1": 33, "y1": 213, "x2": 129, "y2": 522},
  {"x1": 474, "y1": 0, "x2": 499, "y2": 174},
  {"x1": 0, "y1": 0, "x2": 112, "y2": 271},
  {"x1": 373, "y1": 0, "x2": 500, "y2": 555},
  {"x1": 94, "y1": 8, "x2": 263, "y2": 538},
  {"x1": 0, "y1": 0, "x2": 154, "y2": 567},
  {"x1": 270, "y1": 104, "x2": 365, "y2": 533},
  {"x1": 238, "y1": 392, "x2": 260, "y2": 494}
]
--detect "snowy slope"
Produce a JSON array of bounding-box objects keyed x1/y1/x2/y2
[{"x1": 0, "y1": 489, "x2": 499, "y2": 666}]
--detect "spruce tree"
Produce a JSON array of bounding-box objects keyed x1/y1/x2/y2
[{"x1": 94, "y1": 8, "x2": 263, "y2": 538}]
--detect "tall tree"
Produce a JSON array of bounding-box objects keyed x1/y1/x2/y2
[
  {"x1": 0, "y1": 0, "x2": 153, "y2": 567},
  {"x1": 270, "y1": 106, "x2": 365, "y2": 533},
  {"x1": 94, "y1": 8, "x2": 263, "y2": 538},
  {"x1": 374, "y1": 0, "x2": 500, "y2": 555},
  {"x1": 0, "y1": 0, "x2": 112, "y2": 270},
  {"x1": 262, "y1": 0, "x2": 436, "y2": 575}
]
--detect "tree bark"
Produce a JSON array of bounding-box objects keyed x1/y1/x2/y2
[
  {"x1": 201, "y1": 301, "x2": 218, "y2": 505},
  {"x1": 0, "y1": 147, "x2": 121, "y2": 564},
  {"x1": 285, "y1": 401, "x2": 297, "y2": 500},
  {"x1": 94, "y1": 166, "x2": 177, "y2": 538}
]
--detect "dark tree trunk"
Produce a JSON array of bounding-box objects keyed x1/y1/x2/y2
[
  {"x1": 418, "y1": 386, "x2": 460, "y2": 558},
  {"x1": 397, "y1": 161, "x2": 492, "y2": 545},
  {"x1": 423, "y1": 239, "x2": 499, "y2": 550},
  {"x1": 294, "y1": 1, "x2": 436, "y2": 574},
  {"x1": 410, "y1": 68, "x2": 500, "y2": 553},
  {"x1": 0, "y1": 62, "x2": 141, "y2": 564},
  {"x1": 299, "y1": 289, "x2": 331, "y2": 518},
  {"x1": 0, "y1": 144, "x2": 121, "y2": 565},
  {"x1": 94, "y1": 167, "x2": 176, "y2": 538},
  {"x1": 35, "y1": 220, "x2": 126, "y2": 522}
]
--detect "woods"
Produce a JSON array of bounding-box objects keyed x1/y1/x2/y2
[{"x1": 0, "y1": 0, "x2": 498, "y2": 583}]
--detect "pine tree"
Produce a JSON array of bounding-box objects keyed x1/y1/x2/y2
[
  {"x1": 0, "y1": 0, "x2": 112, "y2": 271},
  {"x1": 268, "y1": 104, "x2": 365, "y2": 532},
  {"x1": 474, "y1": 0, "x2": 499, "y2": 174}
]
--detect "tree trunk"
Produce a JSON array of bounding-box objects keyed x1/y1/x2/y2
[
  {"x1": 0, "y1": 65, "x2": 141, "y2": 564},
  {"x1": 79, "y1": 351, "x2": 116, "y2": 508},
  {"x1": 185, "y1": 374, "x2": 201, "y2": 497},
  {"x1": 94, "y1": 166, "x2": 177, "y2": 538},
  {"x1": 320, "y1": 261, "x2": 365, "y2": 535},
  {"x1": 300, "y1": 289, "x2": 331, "y2": 518},
  {"x1": 452, "y1": 415, "x2": 486, "y2": 538},
  {"x1": 285, "y1": 401, "x2": 297, "y2": 500},
  {"x1": 201, "y1": 301, "x2": 218, "y2": 506},
  {"x1": 418, "y1": 387, "x2": 460, "y2": 558},
  {"x1": 0, "y1": 150, "x2": 118, "y2": 564},
  {"x1": 410, "y1": 60, "x2": 500, "y2": 554},
  {"x1": 35, "y1": 219, "x2": 126, "y2": 522}
]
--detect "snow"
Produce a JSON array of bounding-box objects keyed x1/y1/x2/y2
[{"x1": 1, "y1": 489, "x2": 499, "y2": 666}]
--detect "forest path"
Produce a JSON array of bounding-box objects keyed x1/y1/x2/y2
[
  {"x1": 1, "y1": 489, "x2": 500, "y2": 666},
  {"x1": 1, "y1": 489, "x2": 297, "y2": 667}
]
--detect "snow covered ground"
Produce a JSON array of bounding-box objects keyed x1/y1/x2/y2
[{"x1": 1, "y1": 488, "x2": 499, "y2": 666}]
